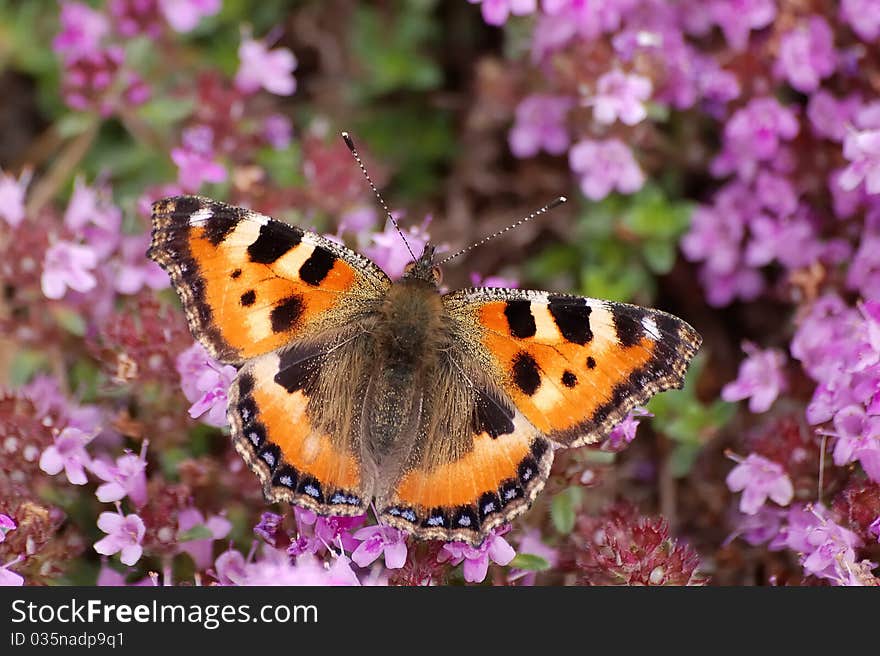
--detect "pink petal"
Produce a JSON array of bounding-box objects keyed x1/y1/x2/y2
[
  {"x1": 383, "y1": 541, "x2": 408, "y2": 569},
  {"x1": 97, "y1": 511, "x2": 125, "y2": 535},
  {"x1": 39, "y1": 446, "x2": 63, "y2": 475}
]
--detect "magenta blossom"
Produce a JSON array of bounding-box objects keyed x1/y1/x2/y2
[
  {"x1": 709, "y1": 0, "x2": 776, "y2": 51},
  {"x1": 363, "y1": 215, "x2": 432, "y2": 280},
  {"x1": 721, "y1": 343, "x2": 787, "y2": 413},
  {"x1": 177, "y1": 507, "x2": 232, "y2": 570},
  {"x1": 53, "y1": 1, "x2": 109, "y2": 63},
  {"x1": 39, "y1": 427, "x2": 94, "y2": 485},
  {"x1": 775, "y1": 505, "x2": 863, "y2": 583},
  {"x1": 158, "y1": 0, "x2": 221, "y2": 33},
  {"x1": 726, "y1": 453, "x2": 794, "y2": 515},
  {"x1": 841, "y1": 0, "x2": 880, "y2": 43},
  {"x1": 829, "y1": 405, "x2": 880, "y2": 483},
  {"x1": 468, "y1": 0, "x2": 536, "y2": 26},
  {"x1": 315, "y1": 515, "x2": 367, "y2": 553},
  {"x1": 773, "y1": 16, "x2": 836, "y2": 94},
  {"x1": 90, "y1": 442, "x2": 149, "y2": 507},
  {"x1": 0, "y1": 167, "x2": 30, "y2": 228},
  {"x1": 508, "y1": 94, "x2": 572, "y2": 158},
  {"x1": 0, "y1": 514, "x2": 16, "y2": 544},
  {"x1": 262, "y1": 114, "x2": 293, "y2": 150},
  {"x1": 171, "y1": 125, "x2": 227, "y2": 192},
  {"x1": 869, "y1": 516, "x2": 880, "y2": 542},
  {"x1": 590, "y1": 70, "x2": 652, "y2": 126},
  {"x1": 41, "y1": 241, "x2": 99, "y2": 300},
  {"x1": 235, "y1": 38, "x2": 297, "y2": 96},
  {"x1": 438, "y1": 526, "x2": 516, "y2": 583},
  {"x1": 176, "y1": 341, "x2": 237, "y2": 427},
  {"x1": 569, "y1": 138, "x2": 644, "y2": 201},
  {"x1": 0, "y1": 558, "x2": 24, "y2": 587},
  {"x1": 839, "y1": 129, "x2": 880, "y2": 195},
  {"x1": 113, "y1": 234, "x2": 169, "y2": 295},
  {"x1": 351, "y1": 525, "x2": 408, "y2": 569},
  {"x1": 603, "y1": 407, "x2": 652, "y2": 451},
  {"x1": 94, "y1": 511, "x2": 146, "y2": 566}
]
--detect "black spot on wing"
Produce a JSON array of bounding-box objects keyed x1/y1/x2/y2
[
  {"x1": 270, "y1": 295, "x2": 304, "y2": 333},
  {"x1": 561, "y1": 370, "x2": 578, "y2": 387},
  {"x1": 614, "y1": 307, "x2": 645, "y2": 347},
  {"x1": 203, "y1": 205, "x2": 240, "y2": 246},
  {"x1": 275, "y1": 346, "x2": 323, "y2": 393},
  {"x1": 297, "y1": 476, "x2": 324, "y2": 503},
  {"x1": 248, "y1": 222, "x2": 301, "y2": 264},
  {"x1": 587, "y1": 356, "x2": 596, "y2": 369},
  {"x1": 504, "y1": 300, "x2": 536, "y2": 338},
  {"x1": 240, "y1": 290, "x2": 256, "y2": 306},
  {"x1": 548, "y1": 296, "x2": 593, "y2": 344},
  {"x1": 512, "y1": 351, "x2": 541, "y2": 396},
  {"x1": 477, "y1": 492, "x2": 502, "y2": 521},
  {"x1": 474, "y1": 388, "x2": 515, "y2": 438},
  {"x1": 169, "y1": 196, "x2": 202, "y2": 216},
  {"x1": 231, "y1": 268, "x2": 242, "y2": 279},
  {"x1": 237, "y1": 373, "x2": 255, "y2": 397},
  {"x1": 299, "y1": 249, "x2": 337, "y2": 286},
  {"x1": 452, "y1": 506, "x2": 480, "y2": 530}
]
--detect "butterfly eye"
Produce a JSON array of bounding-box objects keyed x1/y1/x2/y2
[{"x1": 432, "y1": 265, "x2": 443, "y2": 284}]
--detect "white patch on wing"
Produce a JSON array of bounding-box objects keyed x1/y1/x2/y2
[
  {"x1": 642, "y1": 315, "x2": 661, "y2": 340},
  {"x1": 188, "y1": 207, "x2": 213, "y2": 225}
]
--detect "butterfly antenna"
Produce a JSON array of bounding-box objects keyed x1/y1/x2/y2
[
  {"x1": 438, "y1": 196, "x2": 568, "y2": 265},
  {"x1": 341, "y1": 131, "x2": 416, "y2": 262}
]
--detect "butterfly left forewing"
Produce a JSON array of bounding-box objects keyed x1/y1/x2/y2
[
  {"x1": 149, "y1": 195, "x2": 390, "y2": 364},
  {"x1": 444, "y1": 288, "x2": 702, "y2": 447}
]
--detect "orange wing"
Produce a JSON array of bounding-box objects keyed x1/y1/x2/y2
[
  {"x1": 377, "y1": 413, "x2": 553, "y2": 545},
  {"x1": 444, "y1": 289, "x2": 701, "y2": 448},
  {"x1": 149, "y1": 196, "x2": 389, "y2": 364},
  {"x1": 227, "y1": 345, "x2": 370, "y2": 515}
]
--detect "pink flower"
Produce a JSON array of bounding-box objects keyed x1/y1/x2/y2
[
  {"x1": 591, "y1": 70, "x2": 652, "y2": 126},
  {"x1": 158, "y1": 0, "x2": 220, "y2": 32},
  {"x1": 235, "y1": 38, "x2": 297, "y2": 96},
  {"x1": 41, "y1": 241, "x2": 99, "y2": 300},
  {"x1": 468, "y1": 0, "x2": 536, "y2": 26},
  {"x1": 351, "y1": 525, "x2": 408, "y2": 569},
  {"x1": 721, "y1": 343, "x2": 787, "y2": 413},
  {"x1": 508, "y1": 94, "x2": 572, "y2": 158},
  {"x1": 113, "y1": 234, "x2": 169, "y2": 295},
  {"x1": 869, "y1": 516, "x2": 880, "y2": 542},
  {"x1": 0, "y1": 514, "x2": 16, "y2": 544},
  {"x1": 829, "y1": 405, "x2": 880, "y2": 483},
  {"x1": 90, "y1": 442, "x2": 148, "y2": 506},
  {"x1": 177, "y1": 507, "x2": 232, "y2": 570},
  {"x1": 314, "y1": 515, "x2": 366, "y2": 554},
  {"x1": 53, "y1": 1, "x2": 109, "y2": 63},
  {"x1": 0, "y1": 558, "x2": 24, "y2": 587},
  {"x1": 841, "y1": 0, "x2": 880, "y2": 42},
  {"x1": 0, "y1": 167, "x2": 30, "y2": 228},
  {"x1": 437, "y1": 526, "x2": 516, "y2": 583},
  {"x1": 514, "y1": 528, "x2": 558, "y2": 585},
  {"x1": 171, "y1": 125, "x2": 227, "y2": 192},
  {"x1": 363, "y1": 215, "x2": 432, "y2": 280},
  {"x1": 603, "y1": 407, "x2": 652, "y2": 451},
  {"x1": 176, "y1": 342, "x2": 237, "y2": 427},
  {"x1": 262, "y1": 114, "x2": 293, "y2": 150},
  {"x1": 569, "y1": 138, "x2": 644, "y2": 201},
  {"x1": 726, "y1": 453, "x2": 794, "y2": 515},
  {"x1": 39, "y1": 427, "x2": 94, "y2": 485},
  {"x1": 839, "y1": 129, "x2": 880, "y2": 195},
  {"x1": 94, "y1": 511, "x2": 146, "y2": 566},
  {"x1": 774, "y1": 16, "x2": 836, "y2": 94},
  {"x1": 709, "y1": 0, "x2": 776, "y2": 51},
  {"x1": 214, "y1": 549, "x2": 248, "y2": 585},
  {"x1": 778, "y1": 505, "x2": 863, "y2": 583}
]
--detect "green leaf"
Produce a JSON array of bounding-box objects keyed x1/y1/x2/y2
[
  {"x1": 8, "y1": 350, "x2": 48, "y2": 387},
  {"x1": 177, "y1": 524, "x2": 214, "y2": 542},
  {"x1": 510, "y1": 553, "x2": 551, "y2": 571},
  {"x1": 551, "y1": 487, "x2": 582, "y2": 535}
]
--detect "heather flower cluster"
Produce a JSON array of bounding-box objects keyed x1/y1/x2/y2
[{"x1": 3, "y1": 0, "x2": 880, "y2": 588}]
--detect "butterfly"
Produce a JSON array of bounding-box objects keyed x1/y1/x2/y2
[{"x1": 148, "y1": 142, "x2": 701, "y2": 546}]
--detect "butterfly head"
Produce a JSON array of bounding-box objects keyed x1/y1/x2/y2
[{"x1": 401, "y1": 243, "x2": 442, "y2": 286}]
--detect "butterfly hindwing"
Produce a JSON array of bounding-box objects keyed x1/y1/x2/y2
[
  {"x1": 444, "y1": 288, "x2": 702, "y2": 448},
  {"x1": 227, "y1": 333, "x2": 374, "y2": 516},
  {"x1": 149, "y1": 195, "x2": 390, "y2": 364}
]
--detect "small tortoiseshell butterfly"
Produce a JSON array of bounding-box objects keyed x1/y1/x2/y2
[{"x1": 148, "y1": 135, "x2": 701, "y2": 545}]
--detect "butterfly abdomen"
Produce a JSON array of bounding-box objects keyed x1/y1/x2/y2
[{"x1": 364, "y1": 281, "x2": 448, "y2": 461}]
